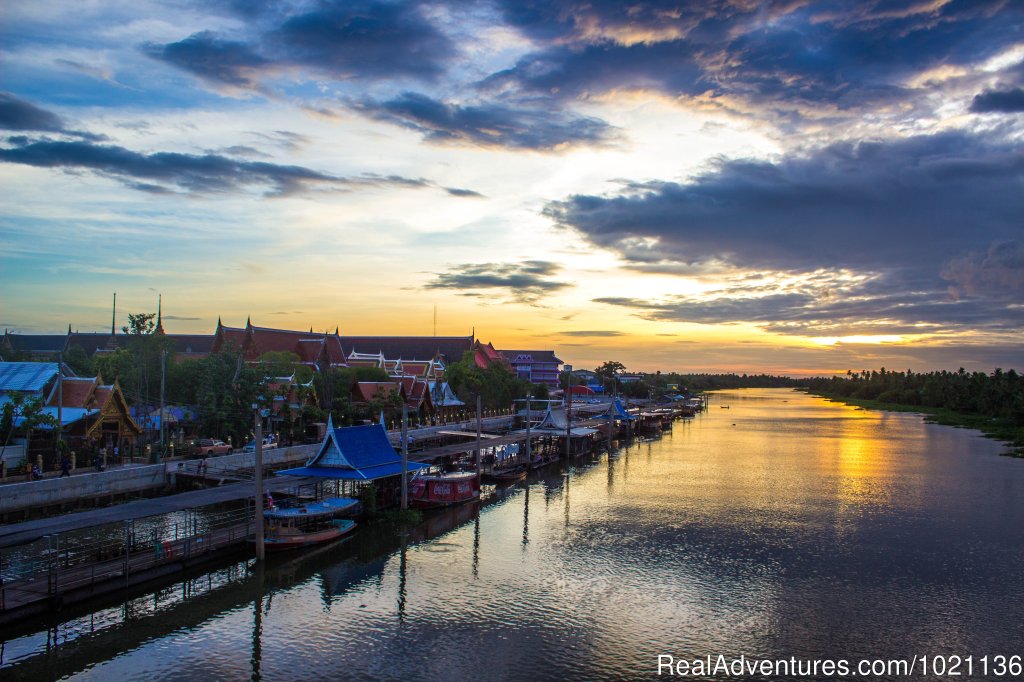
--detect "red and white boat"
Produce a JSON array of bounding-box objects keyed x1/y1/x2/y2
[
  {"x1": 409, "y1": 471, "x2": 480, "y2": 509},
  {"x1": 261, "y1": 497, "x2": 358, "y2": 552}
]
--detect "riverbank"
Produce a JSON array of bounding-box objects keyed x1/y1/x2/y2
[{"x1": 806, "y1": 390, "x2": 1024, "y2": 458}]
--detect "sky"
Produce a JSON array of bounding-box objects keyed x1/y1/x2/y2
[{"x1": 1, "y1": 0, "x2": 1022, "y2": 376}]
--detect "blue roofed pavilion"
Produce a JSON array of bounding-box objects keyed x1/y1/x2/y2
[{"x1": 278, "y1": 417, "x2": 429, "y2": 481}]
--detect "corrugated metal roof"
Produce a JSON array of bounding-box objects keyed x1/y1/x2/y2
[{"x1": 0, "y1": 362, "x2": 59, "y2": 393}]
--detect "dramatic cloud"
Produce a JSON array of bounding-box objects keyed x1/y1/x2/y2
[
  {"x1": 0, "y1": 92, "x2": 66, "y2": 132},
  {"x1": 270, "y1": 1, "x2": 454, "y2": 80},
  {"x1": 0, "y1": 93, "x2": 104, "y2": 141},
  {"x1": 488, "y1": 0, "x2": 1022, "y2": 120},
  {"x1": 144, "y1": 32, "x2": 269, "y2": 91},
  {"x1": 147, "y1": 1, "x2": 456, "y2": 89},
  {"x1": 0, "y1": 138, "x2": 431, "y2": 196},
  {"x1": 424, "y1": 261, "x2": 571, "y2": 303},
  {"x1": 594, "y1": 280, "x2": 1024, "y2": 337},
  {"x1": 942, "y1": 240, "x2": 1024, "y2": 297},
  {"x1": 353, "y1": 92, "x2": 615, "y2": 150},
  {"x1": 970, "y1": 88, "x2": 1024, "y2": 113},
  {"x1": 547, "y1": 132, "x2": 1024, "y2": 275},
  {"x1": 553, "y1": 132, "x2": 1024, "y2": 336}
]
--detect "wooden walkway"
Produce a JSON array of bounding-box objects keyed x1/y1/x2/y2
[
  {"x1": 0, "y1": 477, "x2": 314, "y2": 550},
  {"x1": 0, "y1": 520, "x2": 253, "y2": 621}
]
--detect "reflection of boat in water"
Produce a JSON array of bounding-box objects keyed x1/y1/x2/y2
[
  {"x1": 262, "y1": 497, "x2": 359, "y2": 552},
  {"x1": 409, "y1": 471, "x2": 480, "y2": 509}
]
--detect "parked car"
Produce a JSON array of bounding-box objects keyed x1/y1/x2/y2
[
  {"x1": 242, "y1": 435, "x2": 279, "y2": 453},
  {"x1": 191, "y1": 438, "x2": 233, "y2": 457}
]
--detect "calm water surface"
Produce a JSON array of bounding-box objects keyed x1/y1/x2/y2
[{"x1": 3, "y1": 389, "x2": 1022, "y2": 680}]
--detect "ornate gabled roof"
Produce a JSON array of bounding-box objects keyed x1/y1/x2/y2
[
  {"x1": 47, "y1": 376, "x2": 99, "y2": 408},
  {"x1": 341, "y1": 335, "x2": 473, "y2": 363},
  {"x1": 277, "y1": 418, "x2": 428, "y2": 480}
]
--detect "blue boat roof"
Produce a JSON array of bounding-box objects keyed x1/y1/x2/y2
[{"x1": 265, "y1": 496, "x2": 359, "y2": 519}]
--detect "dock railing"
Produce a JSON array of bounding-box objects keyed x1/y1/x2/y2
[{"x1": 0, "y1": 506, "x2": 255, "y2": 615}]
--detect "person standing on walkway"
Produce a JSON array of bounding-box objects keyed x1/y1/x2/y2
[{"x1": 60, "y1": 456, "x2": 71, "y2": 478}]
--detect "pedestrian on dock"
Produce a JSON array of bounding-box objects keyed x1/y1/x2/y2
[
  {"x1": 93, "y1": 454, "x2": 105, "y2": 472},
  {"x1": 31, "y1": 463, "x2": 42, "y2": 480},
  {"x1": 60, "y1": 456, "x2": 71, "y2": 478}
]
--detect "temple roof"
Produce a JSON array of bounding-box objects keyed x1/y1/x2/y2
[
  {"x1": 341, "y1": 335, "x2": 472, "y2": 363},
  {"x1": 277, "y1": 420, "x2": 428, "y2": 480}
]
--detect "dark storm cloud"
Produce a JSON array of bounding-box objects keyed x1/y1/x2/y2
[
  {"x1": 0, "y1": 92, "x2": 66, "y2": 132},
  {"x1": 354, "y1": 92, "x2": 615, "y2": 149},
  {"x1": 593, "y1": 283, "x2": 1024, "y2": 336},
  {"x1": 271, "y1": 1, "x2": 454, "y2": 80},
  {"x1": 487, "y1": 0, "x2": 1021, "y2": 113},
  {"x1": 482, "y1": 42, "x2": 706, "y2": 101},
  {"x1": 0, "y1": 93, "x2": 105, "y2": 141},
  {"x1": 424, "y1": 260, "x2": 571, "y2": 302},
  {"x1": 0, "y1": 138, "x2": 433, "y2": 197},
  {"x1": 970, "y1": 88, "x2": 1024, "y2": 113},
  {"x1": 553, "y1": 131, "x2": 1023, "y2": 335},
  {"x1": 144, "y1": 32, "x2": 269, "y2": 90},
  {"x1": 148, "y1": 1, "x2": 455, "y2": 87},
  {"x1": 546, "y1": 132, "x2": 1024, "y2": 275}
]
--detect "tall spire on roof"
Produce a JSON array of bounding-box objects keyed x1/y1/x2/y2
[
  {"x1": 111, "y1": 292, "x2": 116, "y2": 336},
  {"x1": 335, "y1": 325, "x2": 339, "y2": 335},
  {"x1": 217, "y1": 316, "x2": 222, "y2": 330},
  {"x1": 67, "y1": 323, "x2": 72, "y2": 335},
  {"x1": 246, "y1": 316, "x2": 252, "y2": 330},
  {"x1": 154, "y1": 294, "x2": 165, "y2": 334}
]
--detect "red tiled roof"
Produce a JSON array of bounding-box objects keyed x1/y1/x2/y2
[
  {"x1": 341, "y1": 335, "x2": 472, "y2": 363},
  {"x1": 93, "y1": 385, "x2": 114, "y2": 409},
  {"x1": 47, "y1": 376, "x2": 98, "y2": 408},
  {"x1": 352, "y1": 382, "x2": 402, "y2": 403}
]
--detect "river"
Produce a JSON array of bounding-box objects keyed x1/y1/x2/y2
[{"x1": 2, "y1": 388, "x2": 1022, "y2": 680}]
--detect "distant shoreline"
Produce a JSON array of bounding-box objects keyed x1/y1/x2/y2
[{"x1": 805, "y1": 390, "x2": 1024, "y2": 459}]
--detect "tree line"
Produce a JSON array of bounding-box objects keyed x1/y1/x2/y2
[{"x1": 802, "y1": 368, "x2": 1024, "y2": 426}]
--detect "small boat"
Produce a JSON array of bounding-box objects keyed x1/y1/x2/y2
[
  {"x1": 482, "y1": 465, "x2": 528, "y2": 484},
  {"x1": 720, "y1": 405, "x2": 730, "y2": 409},
  {"x1": 409, "y1": 471, "x2": 480, "y2": 509},
  {"x1": 261, "y1": 497, "x2": 359, "y2": 552}
]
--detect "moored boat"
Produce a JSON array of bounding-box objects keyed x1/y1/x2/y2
[
  {"x1": 409, "y1": 471, "x2": 480, "y2": 508},
  {"x1": 261, "y1": 497, "x2": 359, "y2": 552},
  {"x1": 481, "y1": 465, "x2": 528, "y2": 484}
]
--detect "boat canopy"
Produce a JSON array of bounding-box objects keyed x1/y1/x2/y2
[
  {"x1": 264, "y1": 496, "x2": 359, "y2": 519},
  {"x1": 278, "y1": 416, "x2": 429, "y2": 481}
]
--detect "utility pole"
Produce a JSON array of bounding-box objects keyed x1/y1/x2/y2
[
  {"x1": 524, "y1": 393, "x2": 532, "y2": 467},
  {"x1": 253, "y1": 404, "x2": 265, "y2": 561},
  {"x1": 159, "y1": 349, "x2": 166, "y2": 462},
  {"x1": 564, "y1": 390, "x2": 572, "y2": 459},
  {"x1": 401, "y1": 402, "x2": 409, "y2": 510},
  {"x1": 475, "y1": 393, "x2": 482, "y2": 487},
  {"x1": 57, "y1": 351, "x2": 63, "y2": 449}
]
